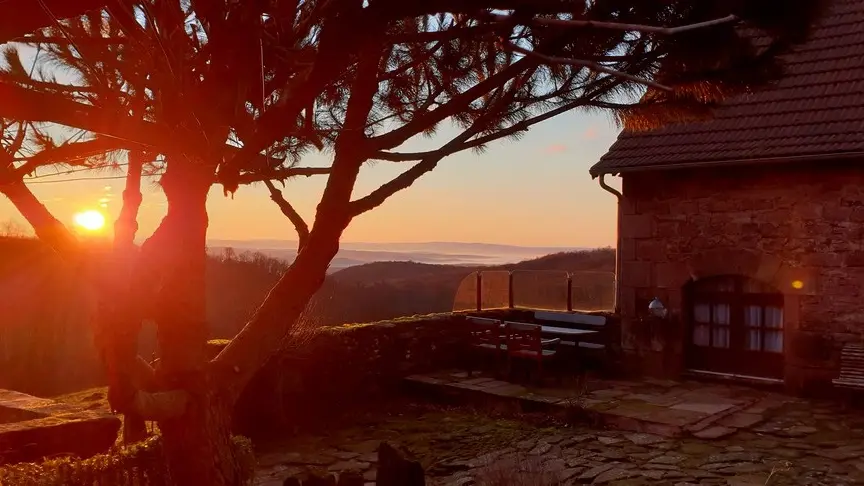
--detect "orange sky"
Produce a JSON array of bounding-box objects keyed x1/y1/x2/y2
[{"x1": 1, "y1": 110, "x2": 622, "y2": 247}]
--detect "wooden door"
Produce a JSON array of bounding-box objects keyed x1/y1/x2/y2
[{"x1": 684, "y1": 275, "x2": 784, "y2": 379}]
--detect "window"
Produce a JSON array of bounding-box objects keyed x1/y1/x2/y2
[{"x1": 688, "y1": 275, "x2": 784, "y2": 353}]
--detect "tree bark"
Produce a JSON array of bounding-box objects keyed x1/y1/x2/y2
[
  {"x1": 150, "y1": 160, "x2": 245, "y2": 485},
  {"x1": 158, "y1": 371, "x2": 243, "y2": 486},
  {"x1": 213, "y1": 214, "x2": 348, "y2": 400}
]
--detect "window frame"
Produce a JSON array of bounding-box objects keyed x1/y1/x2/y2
[{"x1": 687, "y1": 275, "x2": 784, "y2": 353}]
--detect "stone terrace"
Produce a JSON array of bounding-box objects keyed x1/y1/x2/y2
[
  {"x1": 406, "y1": 371, "x2": 794, "y2": 439},
  {"x1": 217, "y1": 313, "x2": 864, "y2": 485},
  {"x1": 252, "y1": 388, "x2": 864, "y2": 486}
]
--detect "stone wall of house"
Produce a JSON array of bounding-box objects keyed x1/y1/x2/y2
[
  {"x1": 217, "y1": 313, "x2": 473, "y2": 438},
  {"x1": 617, "y1": 163, "x2": 864, "y2": 393}
]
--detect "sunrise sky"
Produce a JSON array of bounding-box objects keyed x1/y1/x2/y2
[{"x1": 1, "y1": 110, "x2": 622, "y2": 247}]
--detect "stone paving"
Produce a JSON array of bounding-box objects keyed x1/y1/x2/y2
[
  {"x1": 253, "y1": 377, "x2": 864, "y2": 486},
  {"x1": 405, "y1": 371, "x2": 795, "y2": 439}
]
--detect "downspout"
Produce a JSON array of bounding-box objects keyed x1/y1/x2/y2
[{"x1": 598, "y1": 174, "x2": 622, "y2": 314}]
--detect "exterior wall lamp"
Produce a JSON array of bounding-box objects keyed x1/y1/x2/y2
[{"x1": 648, "y1": 297, "x2": 668, "y2": 319}]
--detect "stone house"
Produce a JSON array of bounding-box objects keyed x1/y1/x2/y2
[{"x1": 589, "y1": 0, "x2": 864, "y2": 393}]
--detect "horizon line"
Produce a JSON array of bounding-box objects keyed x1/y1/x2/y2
[{"x1": 205, "y1": 238, "x2": 602, "y2": 249}]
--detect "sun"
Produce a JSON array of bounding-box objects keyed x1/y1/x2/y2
[{"x1": 73, "y1": 210, "x2": 106, "y2": 232}]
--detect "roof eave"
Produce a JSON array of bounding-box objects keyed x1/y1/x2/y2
[{"x1": 589, "y1": 150, "x2": 864, "y2": 178}]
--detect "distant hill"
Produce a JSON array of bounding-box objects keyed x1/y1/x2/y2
[
  {"x1": 329, "y1": 249, "x2": 614, "y2": 285},
  {"x1": 207, "y1": 239, "x2": 585, "y2": 270},
  {"x1": 302, "y1": 248, "x2": 615, "y2": 326},
  {"x1": 0, "y1": 236, "x2": 613, "y2": 395}
]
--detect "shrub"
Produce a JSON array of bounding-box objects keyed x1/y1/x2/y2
[
  {"x1": 0, "y1": 435, "x2": 255, "y2": 486},
  {"x1": 474, "y1": 452, "x2": 559, "y2": 486}
]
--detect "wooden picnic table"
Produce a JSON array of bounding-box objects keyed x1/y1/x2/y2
[{"x1": 540, "y1": 326, "x2": 598, "y2": 338}]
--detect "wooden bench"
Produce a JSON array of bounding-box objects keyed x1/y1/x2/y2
[
  {"x1": 505, "y1": 322, "x2": 560, "y2": 383},
  {"x1": 465, "y1": 317, "x2": 559, "y2": 377},
  {"x1": 465, "y1": 317, "x2": 504, "y2": 376},
  {"x1": 833, "y1": 343, "x2": 864, "y2": 390}
]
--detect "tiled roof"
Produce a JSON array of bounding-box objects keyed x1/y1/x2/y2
[{"x1": 590, "y1": 0, "x2": 864, "y2": 177}]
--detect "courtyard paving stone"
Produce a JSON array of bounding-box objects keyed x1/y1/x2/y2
[{"x1": 255, "y1": 375, "x2": 864, "y2": 485}]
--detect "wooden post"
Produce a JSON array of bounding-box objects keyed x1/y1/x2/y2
[
  {"x1": 475, "y1": 272, "x2": 482, "y2": 311},
  {"x1": 566, "y1": 273, "x2": 573, "y2": 312},
  {"x1": 508, "y1": 271, "x2": 514, "y2": 309}
]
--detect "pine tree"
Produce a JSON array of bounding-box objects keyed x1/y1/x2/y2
[{"x1": 0, "y1": 1, "x2": 825, "y2": 483}]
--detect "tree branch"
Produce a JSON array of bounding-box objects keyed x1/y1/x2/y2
[
  {"x1": 214, "y1": 28, "x2": 387, "y2": 402},
  {"x1": 373, "y1": 80, "x2": 621, "y2": 163},
  {"x1": 216, "y1": 10, "x2": 363, "y2": 193},
  {"x1": 234, "y1": 166, "x2": 331, "y2": 185},
  {"x1": 369, "y1": 53, "x2": 537, "y2": 151},
  {"x1": 0, "y1": 0, "x2": 108, "y2": 44},
  {"x1": 503, "y1": 42, "x2": 672, "y2": 91},
  {"x1": 0, "y1": 179, "x2": 78, "y2": 256},
  {"x1": 14, "y1": 34, "x2": 128, "y2": 45},
  {"x1": 359, "y1": 78, "x2": 623, "y2": 213},
  {"x1": 264, "y1": 179, "x2": 309, "y2": 252},
  {"x1": 114, "y1": 151, "x2": 145, "y2": 248},
  {"x1": 0, "y1": 82, "x2": 179, "y2": 150},
  {"x1": 388, "y1": 23, "x2": 499, "y2": 43},
  {"x1": 15, "y1": 138, "x2": 134, "y2": 177},
  {"x1": 484, "y1": 12, "x2": 739, "y2": 35},
  {"x1": 0, "y1": 73, "x2": 121, "y2": 95}
]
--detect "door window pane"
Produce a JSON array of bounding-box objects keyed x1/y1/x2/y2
[
  {"x1": 694, "y1": 303, "x2": 710, "y2": 323},
  {"x1": 765, "y1": 307, "x2": 783, "y2": 329},
  {"x1": 744, "y1": 305, "x2": 762, "y2": 327},
  {"x1": 693, "y1": 324, "x2": 710, "y2": 346},
  {"x1": 712, "y1": 326, "x2": 729, "y2": 348},
  {"x1": 764, "y1": 331, "x2": 783, "y2": 353},
  {"x1": 713, "y1": 304, "x2": 730, "y2": 325},
  {"x1": 746, "y1": 329, "x2": 761, "y2": 351},
  {"x1": 745, "y1": 305, "x2": 762, "y2": 350}
]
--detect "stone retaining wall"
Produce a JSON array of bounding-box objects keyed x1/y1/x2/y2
[
  {"x1": 220, "y1": 313, "x2": 472, "y2": 437},
  {"x1": 0, "y1": 389, "x2": 120, "y2": 464}
]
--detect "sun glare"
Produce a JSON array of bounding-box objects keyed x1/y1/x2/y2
[{"x1": 73, "y1": 210, "x2": 106, "y2": 232}]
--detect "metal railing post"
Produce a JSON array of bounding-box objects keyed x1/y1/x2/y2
[
  {"x1": 566, "y1": 273, "x2": 573, "y2": 312},
  {"x1": 475, "y1": 271, "x2": 482, "y2": 311},
  {"x1": 508, "y1": 271, "x2": 514, "y2": 309}
]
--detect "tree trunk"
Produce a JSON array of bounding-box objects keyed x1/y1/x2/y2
[
  {"x1": 213, "y1": 214, "x2": 348, "y2": 400},
  {"x1": 158, "y1": 372, "x2": 244, "y2": 485},
  {"x1": 151, "y1": 161, "x2": 245, "y2": 485}
]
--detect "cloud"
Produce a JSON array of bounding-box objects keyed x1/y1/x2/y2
[
  {"x1": 543, "y1": 143, "x2": 568, "y2": 154},
  {"x1": 582, "y1": 126, "x2": 599, "y2": 140}
]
